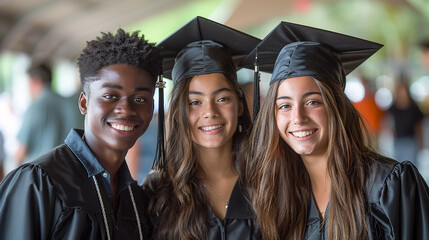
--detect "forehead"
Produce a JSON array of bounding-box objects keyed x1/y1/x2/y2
[
  {"x1": 188, "y1": 73, "x2": 232, "y2": 92},
  {"x1": 277, "y1": 76, "x2": 320, "y2": 96},
  {"x1": 87, "y1": 64, "x2": 155, "y2": 90}
]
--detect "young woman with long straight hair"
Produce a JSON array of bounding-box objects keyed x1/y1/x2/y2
[
  {"x1": 143, "y1": 17, "x2": 261, "y2": 240},
  {"x1": 244, "y1": 22, "x2": 429, "y2": 240}
]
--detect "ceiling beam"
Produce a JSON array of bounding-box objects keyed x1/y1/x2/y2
[{"x1": 33, "y1": 0, "x2": 193, "y2": 62}]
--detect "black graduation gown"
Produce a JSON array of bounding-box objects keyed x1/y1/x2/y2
[
  {"x1": 143, "y1": 173, "x2": 261, "y2": 240},
  {"x1": 206, "y1": 180, "x2": 261, "y2": 240},
  {"x1": 305, "y1": 158, "x2": 429, "y2": 239},
  {"x1": 0, "y1": 129, "x2": 150, "y2": 240}
]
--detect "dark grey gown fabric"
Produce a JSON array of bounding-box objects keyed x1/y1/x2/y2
[
  {"x1": 143, "y1": 173, "x2": 261, "y2": 240},
  {"x1": 305, "y1": 157, "x2": 429, "y2": 239},
  {"x1": 0, "y1": 129, "x2": 150, "y2": 240}
]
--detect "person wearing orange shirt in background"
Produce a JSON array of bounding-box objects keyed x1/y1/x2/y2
[{"x1": 352, "y1": 77, "x2": 385, "y2": 140}]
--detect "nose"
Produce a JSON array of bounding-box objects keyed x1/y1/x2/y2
[
  {"x1": 115, "y1": 97, "x2": 136, "y2": 116},
  {"x1": 201, "y1": 101, "x2": 218, "y2": 118},
  {"x1": 292, "y1": 105, "x2": 307, "y2": 125}
]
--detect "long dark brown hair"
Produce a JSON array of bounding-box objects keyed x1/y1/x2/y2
[
  {"x1": 246, "y1": 77, "x2": 377, "y2": 240},
  {"x1": 148, "y1": 73, "x2": 251, "y2": 240}
]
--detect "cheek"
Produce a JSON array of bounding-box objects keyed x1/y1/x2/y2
[
  {"x1": 275, "y1": 111, "x2": 288, "y2": 132},
  {"x1": 227, "y1": 104, "x2": 239, "y2": 120},
  {"x1": 138, "y1": 104, "x2": 154, "y2": 117},
  {"x1": 315, "y1": 108, "x2": 328, "y2": 129},
  {"x1": 188, "y1": 108, "x2": 199, "y2": 126}
]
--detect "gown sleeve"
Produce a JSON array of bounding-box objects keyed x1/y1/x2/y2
[
  {"x1": 371, "y1": 161, "x2": 429, "y2": 239},
  {"x1": 0, "y1": 164, "x2": 60, "y2": 240}
]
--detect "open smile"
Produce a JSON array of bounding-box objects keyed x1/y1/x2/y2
[
  {"x1": 111, "y1": 123, "x2": 135, "y2": 131},
  {"x1": 199, "y1": 124, "x2": 224, "y2": 134},
  {"x1": 290, "y1": 129, "x2": 317, "y2": 138},
  {"x1": 109, "y1": 122, "x2": 139, "y2": 132}
]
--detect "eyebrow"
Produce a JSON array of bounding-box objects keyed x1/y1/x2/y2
[
  {"x1": 276, "y1": 91, "x2": 321, "y2": 101},
  {"x1": 189, "y1": 87, "x2": 233, "y2": 96},
  {"x1": 102, "y1": 84, "x2": 152, "y2": 92}
]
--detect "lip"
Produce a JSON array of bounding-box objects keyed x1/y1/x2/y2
[
  {"x1": 199, "y1": 123, "x2": 224, "y2": 135},
  {"x1": 289, "y1": 128, "x2": 318, "y2": 140}
]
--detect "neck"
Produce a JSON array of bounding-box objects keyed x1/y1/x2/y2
[
  {"x1": 302, "y1": 154, "x2": 331, "y2": 217},
  {"x1": 83, "y1": 133, "x2": 126, "y2": 181},
  {"x1": 31, "y1": 85, "x2": 46, "y2": 100},
  {"x1": 196, "y1": 143, "x2": 237, "y2": 181},
  {"x1": 301, "y1": 155, "x2": 330, "y2": 190}
]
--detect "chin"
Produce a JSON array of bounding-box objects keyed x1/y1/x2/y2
[{"x1": 292, "y1": 147, "x2": 314, "y2": 156}]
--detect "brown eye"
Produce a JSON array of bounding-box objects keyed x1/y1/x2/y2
[
  {"x1": 279, "y1": 104, "x2": 291, "y2": 110},
  {"x1": 189, "y1": 100, "x2": 201, "y2": 106},
  {"x1": 103, "y1": 94, "x2": 117, "y2": 100},
  {"x1": 306, "y1": 100, "x2": 320, "y2": 106},
  {"x1": 134, "y1": 97, "x2": 146, "y2": 103}
]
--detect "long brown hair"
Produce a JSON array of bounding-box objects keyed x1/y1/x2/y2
[
  {"x1": 149, "y1": 73, "x2": 251, "y2": 240},
  {"x1": 247, "y1": 77, "x2": 375, "y2": 239}
]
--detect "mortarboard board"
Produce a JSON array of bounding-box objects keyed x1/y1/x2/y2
[
  {"x1": 153, "y1": 16, "x2": 260, "y2": 170},
  {"x1": 239, "y1": 21, "x2": 383, "y2": 119},
  {"x1": 157, "y1": 16, "x2": 261, "y2": 82}
]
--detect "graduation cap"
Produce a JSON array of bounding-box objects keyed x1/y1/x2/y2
[
  {"x1": 158, "y1": 16, "x2": 261, "y2": 82},
  {"x1": 152, "y1": 16, "x2": 260, "y2": 170},
  {"x1": 239, "y1": 21, "x2": 383, "y2": 119}
]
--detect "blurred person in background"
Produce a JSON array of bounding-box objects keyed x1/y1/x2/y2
[
  {"x1": 388, "y1": 74, "x2": 424, "y2": 165},
  {"x1": 63, "y1": 83, "x2": 85, "y2": 131},
  {"x1": 352, "y1": 76, "x2": 386, "y2": 144},
  {"x1": 14, "y1": 64, "x2": 68, "y2": 165}
]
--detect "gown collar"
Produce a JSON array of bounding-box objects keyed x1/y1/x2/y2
[
  {"x1": 64, "y1": 129, "x2": 134, "y2": 188},
  {"x1": 207, "y1": 180, "x2": 255, "y2": 220}
]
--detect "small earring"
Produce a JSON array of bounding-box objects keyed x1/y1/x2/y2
[{"x1": 238, "y1": 124, "x2": 243, "y2": 132}]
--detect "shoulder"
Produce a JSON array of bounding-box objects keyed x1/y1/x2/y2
[
  {"x1": 26, "y1": 145, "x2": 90, "y2": 200},
  {"x1": 366, "y1": 154, "x2": 426, "y2": 203},
  {"x1": 4, "y1": 145, "x2": 73, "y2": 184},
  {"x1": 2, "y1": 144, "x2": 81, "y2": 190},
  {"x1": 366, "y1": 155, "x2": 429, "y2": 239},
  {"x1": 0, "y1": 160, "x2": 57, "y2": 203},
  {"x1": 35, "y1": 144, "x2": 82, "y2": 174}
]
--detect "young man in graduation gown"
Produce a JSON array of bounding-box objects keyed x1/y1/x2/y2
[{"x1": 0, "y1": 28, "x2": 161, "y2": 240}]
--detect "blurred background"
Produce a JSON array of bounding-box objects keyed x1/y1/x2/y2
[{"x1": 1, "y1": 0, "x2": 429, "y2": 184}]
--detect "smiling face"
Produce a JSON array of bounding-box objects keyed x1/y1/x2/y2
[
  {"x1": 275, "y1": 76, "x2": 329, "y2": 159},
  {"x1": 79, "y1": 64, "x2": 155, "y2": 156},
  {"x1": 187, "y1": 73, "x2": 243, "y2": 151}
]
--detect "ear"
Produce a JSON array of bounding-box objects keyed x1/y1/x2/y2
[{"x1": 79, "y1": 92, "x2": 87, "y2": 115}]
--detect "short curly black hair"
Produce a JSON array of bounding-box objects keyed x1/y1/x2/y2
[{"x1": 77, "y1": 28, "x2": 161, "y2": 93}]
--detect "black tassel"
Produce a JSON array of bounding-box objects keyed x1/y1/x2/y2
[
  {"x1": 252, "y1": 50, "x2": 260, "y2": 121},
  {"x1": 153, "y1": 74, "x2": 166, "y2": 170}
]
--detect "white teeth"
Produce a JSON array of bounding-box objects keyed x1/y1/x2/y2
[
  {"x1": 111, "y1": 123, "x2": 134, "y2": 131},
  {"x1": 292, "y1": 130, "x2": 314, "y2": 137},
  {"x1": 200, "y1": 125, "x2": 222, "y2": 131}
]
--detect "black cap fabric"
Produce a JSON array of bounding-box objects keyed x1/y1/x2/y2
[
  {"x1": 240, "y1": 21, "x2": 383, "y2": 87},
  {"x1": 157, "y1": 16, "x2": 261, "y2": 83},
  {"x1": 172, "y1": 40, "x2": 236, "y2": 84}
]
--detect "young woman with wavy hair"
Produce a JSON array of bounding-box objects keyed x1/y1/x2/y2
[
  {"x1": 142, "y1": 17, "x2": 261, "y2": 240},
  {"x1": 244, "y1": 22, "x2": 429, "y2": 240}
]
